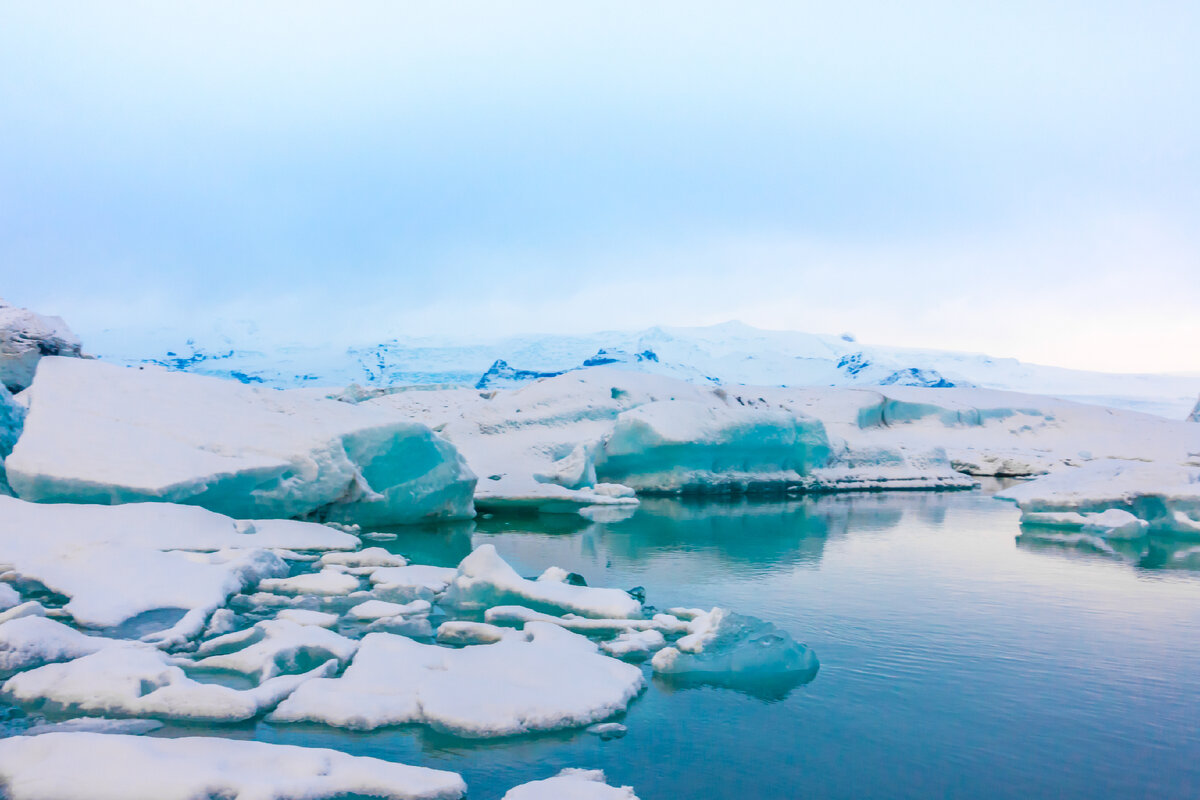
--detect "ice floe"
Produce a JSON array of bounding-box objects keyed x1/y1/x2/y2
[
  {"x1": 269, "y1": 623, "x2": 644, "y2": 736},
  {"x1": 501, "y1": 768, "x2": 638, "y2": 799},
  {"x1": 0, "y1": 732, "x2": 467, "y2": 800},
  {"x1": 6, "y1": 356, "x2": 475, "y2": 524},
  {"x1": 191, "y1": 619, "x2": 359, "y2": 681},
  {"x1": 3, "y1": 645, "x2": 335, "y2": 722}
]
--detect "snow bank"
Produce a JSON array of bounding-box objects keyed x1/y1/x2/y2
[
  {"x1": 269, "y1": 624, "x2": 644, "y2": 736},
  {"x1": 502, "y1": 768, "x2": 639, "y2": 799},
  {"x1": 444, "y1": 545, "x2": 642, "y2": 619},
  {"x1": 3, "y1": 645, "x2": 335, "y2": 721},
  {"x1": 0, "y1": 300, "x2": 83, "y2": 393},
  {"x1": 6, "y1": 357, "x2": 475, "y2": 524},
  {"x1": 0, "y1": 732, "x2": 467, "y2": 800}
]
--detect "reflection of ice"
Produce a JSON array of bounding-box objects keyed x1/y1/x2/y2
[{"x1": 1017, "y1": 529, "x2": 1200, "y2": 574}]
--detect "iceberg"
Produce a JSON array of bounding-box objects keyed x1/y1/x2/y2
[
  {"x1": 502, "y1": 768, "x2": 639, "y2": 799},
  {"x1": 0, "y1": 733, "x2": 467, "y2": 800},
  {"x1": 998, "y1": 460, "x2": 1200, "y2": 538},
  {"x1": 443, "y1": 545, "x2": 643, "y2": 618},
  {"x1": 269, "y1": 623, "x2": 645, "y2": 736},
  {"x1": 6, "y1": 357, "x2": 475, "y2": 525},
  {"x1": 0, "y1": 299, "x2": 83, "y2": 393}
]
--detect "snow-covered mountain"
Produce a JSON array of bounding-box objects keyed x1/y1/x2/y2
[{"x1": 82, "y1": 320, "x2": 1200, "y2": 419}]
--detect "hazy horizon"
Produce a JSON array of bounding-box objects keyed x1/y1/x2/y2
[{"x1": 3, "y1": 2, "x2": 1197, "y2": 373}]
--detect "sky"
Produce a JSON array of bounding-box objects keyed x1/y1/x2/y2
[{"x1": 2, "y1": 1, "x2": 1198, "y2": 373}]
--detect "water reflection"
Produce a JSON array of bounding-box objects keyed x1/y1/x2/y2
[
  {"x1": 1016, "y1": 528, "x2": 1200, "y2": 574},
  {"x1": 652, "y1": 666, "x2": 820, "y2": 703}
]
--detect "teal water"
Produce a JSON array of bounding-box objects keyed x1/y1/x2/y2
[{"x1": 14, "y1": 489, "x2": 1200, "y2": 797}]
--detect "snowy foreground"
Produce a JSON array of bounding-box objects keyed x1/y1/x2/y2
[{"x1": 0, "y1": 324, "x2": 1198, "y2": 797}]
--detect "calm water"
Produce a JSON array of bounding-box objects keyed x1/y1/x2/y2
[{"x1": 19, "y1": 489, "x2": 1200, "y2": 797}]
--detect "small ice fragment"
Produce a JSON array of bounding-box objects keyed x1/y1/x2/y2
[
  {"x1": 276, "y1": 609, "x2": 339, "y2": 628},
  {"x1": 502, "y1": 768, "x2": 638, "y2": 799},
  {"x1": 258, "y1": 569, "x2": 360, "y2": 596},
  {"x1": 586, "y1": 722, "x2": 627, "y2": 740}
]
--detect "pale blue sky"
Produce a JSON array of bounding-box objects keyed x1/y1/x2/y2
[{"x1": 2, "y1": 1, "x2": 1198, "y2": 371}]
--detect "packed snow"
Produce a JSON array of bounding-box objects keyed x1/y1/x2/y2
[
  {"x1": 0, "y1": 733, "x2": 467, "y2": 800},
  {"x1": 6, "y1": 357, "x2": 475, "y2": 524}
]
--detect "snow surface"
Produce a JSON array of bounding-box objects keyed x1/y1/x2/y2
[
  {"x1": 6, "y1": 357, "x2": 475, "y2": 524},
  {"x1": 269, "y1": 623, "x2": 645, "y2": 736},
  {"x1": 0, "y1": 733, "x2": 467, "y2": 800},
  {"x1": 501, "y1": 768, "x2": 639, "y2": 800},
  {"x1": 191, "y1": 619, "x2": 359, "y2": 681}
]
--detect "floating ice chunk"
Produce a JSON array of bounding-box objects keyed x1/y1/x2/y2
[
  {"x1": 24, "y1": 717, "x2": 164, "y2": 736},
  {"x1": 0, "y1": 616, "x2": 136, "y2": 675},
  {"x1": 202, "y1": 608, "x2": 239, "y2": 638},
  {"x1": 347, "y1": 599, "x2": 431, "y2": 621},
  {"x1": 192, "y1": 619, "x2": 359, "y2": 681},
  {"x1": 0, "y1": 583, "x2": 19, "y2": 611},
  {"x1": 651, "y1": 608, "x2": 819, "y2": 679},
  {"x1": 3, "y1": 646, "x2": 336, "y2": 722},
  {"x1": 362, "y1": 615, "x2": 434, "y2": 638},
  {"x1": 484, "y1": 606, "x2": 688, "y2": 635},
  {"x1": 258, "y1": 569, "x2": 360, "y2": 596},
  {"x1": 435, "y1": 621, "x2": 509, "y2": 645},
  {"x1": 502, "y1": 768, "x2": 639, "y2": 800},
  {"x1": 6, "y1": 357, "x2": 475, "y2": 525},
  {"x1": 276, "y1": 609, "x2": 340, "y2": 628},
  {"x1": 444, "y1": 545, "x2": 641, "y2": 619},
  {"x1": 0, "y1": 732, "x2": 467, "y2": 800},
  {"x1": 370, "y1": 565, "x2": 459, "y2": 594},
  {"x1": 319, "y1": 548, "x2": 407, "y2": 568},
  {"x1": 585, "y1": 722, "x2": 628, "y2": 740},
  {"x1": 601, "y1": 630, "x2": 666, "y2": 658},
  {"x1": 270, "y1": 624, "x2": 644, "y2": 736}
]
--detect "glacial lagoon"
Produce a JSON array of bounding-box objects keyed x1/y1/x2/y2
[{"x1": 6, "y1": 487, "x2": 1200, "y2": 799}]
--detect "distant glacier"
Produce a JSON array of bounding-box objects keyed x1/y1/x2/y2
[{"x1": 83, "y1": 320, "x2": 1200, "y2": 419}]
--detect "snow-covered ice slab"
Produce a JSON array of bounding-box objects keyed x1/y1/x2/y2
[
  {"x1": 999, "y1": 460, "x2": 1200, "y2": 538},
  {"x1": 651, "y1": 608, "x2": 819, "y2": 679},
  {"x1": 269, "y1": 623, "x2": 644, "y2": 736},
  {"x1": 444, "y1": 545, "x2": 642, "y2": 618},
  {"x1": 0, "y1": 497, "x2": 359, "y2": 640},
  {"x1": 0, "y1": 732, "x2": 467, "y2": 800},
  {"x1": 6, "y1": 357, "x2": 476, "y2": 524},
  {"x1": 3, "y1": 645, "x2": 335, "y2": 722},
  {"x1": 484, "y1": 606, "x2": 688, "y2": 635},
  {"x1": 502, "y1": 768, "x2": 639, "y2": 799}
]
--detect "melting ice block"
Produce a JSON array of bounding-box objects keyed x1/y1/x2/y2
[
  {"x1": 269, "y1": 623, "x2": 645, "y2": 736},
  {"x1": 443, "y1": 545, "x2": 642, "y2": 619},
  {"x1": 191, "y1": 619, "x2": 359, "y2": 681},
  {"x1": 651, "y1": 608, "x2": 819, "y2": 680},
  {"x1": 0, "y1": 733, "x2": 467, "y2": 800},
  {"x1": 502, "y1": 768, "x2": 639, "y2": 799},
  {"x1": 6, "y1": 357, "x2": 476, "y2": 524}
]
